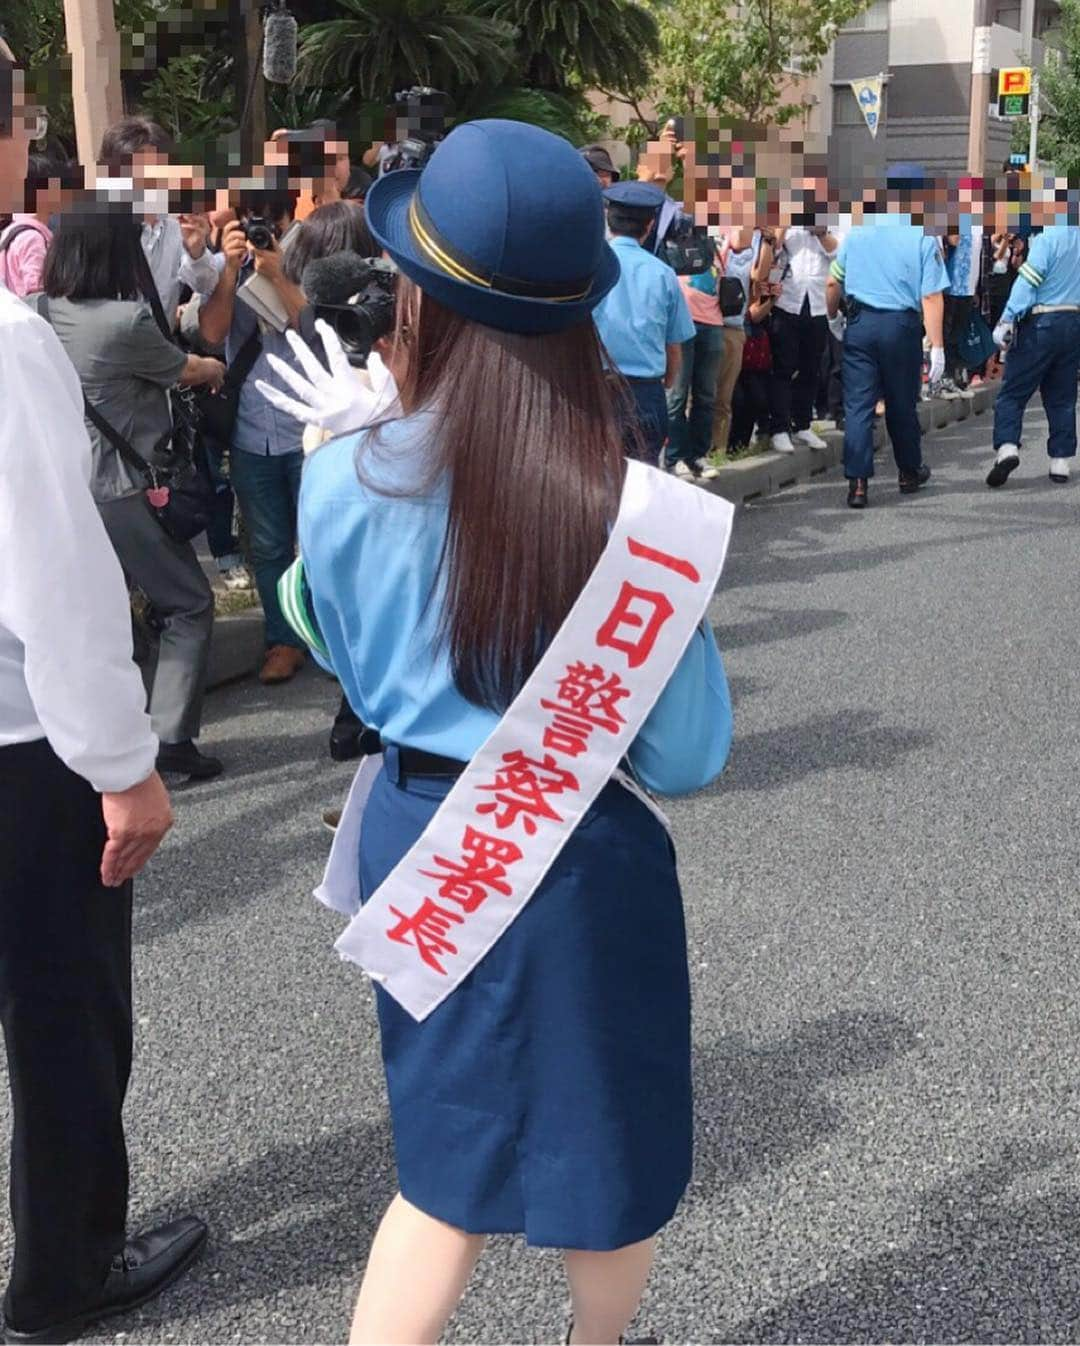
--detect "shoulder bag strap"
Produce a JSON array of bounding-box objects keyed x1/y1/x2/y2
[
  {"x1": 131, "y1": 235, "x2": 176, "y2": 343},
  {"x1": 38, "y1": 292, "x2": 159, "y2": 483}
]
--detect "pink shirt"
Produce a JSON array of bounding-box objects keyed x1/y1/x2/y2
[
  {"x1": 0, "y1": 216, "x2": 52, "y2": 298},
  {"x1": 678, "y1": 272, "x2": 725, "y2": 326}
]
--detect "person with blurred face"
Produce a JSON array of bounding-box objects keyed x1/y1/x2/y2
[{"x1": 0, "y1": 39, "x2": 207, "y2": 1345}]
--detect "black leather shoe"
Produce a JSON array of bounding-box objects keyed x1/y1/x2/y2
[
  {"x1": 847, "y1": 477, "x2": 868, "y2": 509},
  {"x1": 4, "y1": 1216, "x2": 207, "y2": 1344},
  {"x1": 156, "y1": 741, "x2": 223, "y2": 780},
  {"x1": 898, "y1": 463, "x2": 931, "y2": 493}
]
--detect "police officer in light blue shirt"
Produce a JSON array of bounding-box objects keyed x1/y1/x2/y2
[
  {"x1": 987, "y1": 208, "x2": 1080, "y2": 488},
  {"x1": 826, "y1": 174, "x2": 949, "y2": 510},
  {"x1": 592, "y1": 181, "x2": 696, "y2": 463}
]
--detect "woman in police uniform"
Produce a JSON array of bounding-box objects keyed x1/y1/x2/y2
[{"x1": 297, "y1": 121, "x2": 734, "y2": 1345}]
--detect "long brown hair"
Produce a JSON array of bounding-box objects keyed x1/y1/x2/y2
[{"x1": 378, "y1": 279, "x2": 626, "y2": 712}]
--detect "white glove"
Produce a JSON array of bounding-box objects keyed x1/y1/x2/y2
[
  {"x1": 928, "y1": 347, "x2": 946, "y2": 384},
  {"x1": 255, "y1": 319, "x2": 401, "y2": 443},
  {"x1": 827, "y1": 311, "x2": 846, "y2": 341},
  {"x1": 992, "y1": 320, "x2": 1015, "y2": 351}
]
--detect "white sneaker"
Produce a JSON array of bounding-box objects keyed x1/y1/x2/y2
[
  {"x1": 938, "y1": 378, "x2": 963, "y2": 400},
  {"x1": 220, "y1": 565, "x2": 253, "y2": 592},
  {"x1": 1049, "y1": 457, "x2": 1071, "y2": 483},
  {"x1": 986, "y1": 443, "x2": 1020, "y2": 488},
  {"x1": 793, "y1": 428, "x2": 828, "y2": 450},
  {"x1": 673, "y1": 461, "x2": 698, "y2": 480},
  {"x1": 771, "y1": 433, "x2": 796, "y2": 454},
  {"x1": 693, "y1": 458, "x2": 721, "y2": 479}
]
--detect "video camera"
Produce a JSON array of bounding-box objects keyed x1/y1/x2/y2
[
  {"x1": 381, "y1": 87, "x2": 454, "y2": 175},
  {"x1": 301, "y1": 253, "x2": 398, "y2": 368}
]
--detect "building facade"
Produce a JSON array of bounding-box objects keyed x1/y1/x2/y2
[{"x1": 826, "y1": 0, "x2": 1061, "y2": 180}]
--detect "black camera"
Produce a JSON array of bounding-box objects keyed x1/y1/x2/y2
[
  {"x1": 302, "y1": 255, "x2": 398, "y2": 368},
  {"x1": 243, "y1": 216, "x2": 275, "y2": 251},
  {"x1": 382, "y1": 87, "x2": 453, "y2": 175}
]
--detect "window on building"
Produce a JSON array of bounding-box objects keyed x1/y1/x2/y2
[{"x1": 841, "y1": 0, "x2": 890, "y2": 29}]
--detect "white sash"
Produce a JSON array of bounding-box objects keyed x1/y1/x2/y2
[{"x1": 317, "y1": 460, "x2": 734, "y2": 1022}]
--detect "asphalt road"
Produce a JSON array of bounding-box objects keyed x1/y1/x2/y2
[{"x1": 4, "y1": 398, "x2": 1080, "y2": 1345}]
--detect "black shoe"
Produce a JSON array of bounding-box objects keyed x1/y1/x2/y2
[
  {"x1": 847, "y1": 477, "x2": 868, "y2": 509},
  {"x1": 4, "y1": 1216, "x2": 207, "y2": 1344},
  {"x1": 156, "y1": 740, "x2": 223, "y2": 780},
  {"x1": 986, "y1": 450, "x2": 1020, "y2": 487},
  {"x1": 898, "y1": 463, "x2": 931, "y2": 494}
]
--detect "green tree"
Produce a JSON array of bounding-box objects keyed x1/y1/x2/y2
[
  {"x1": 1033, "y1": 0, "x2": 1080, "y2": 176},
  {"x1": 297, "y1": 0, "x2": 517, "y2": 99},
  {"x1": 478, "y1": 0, "x2": 658, "y2": 94},
  {"x1": 648, "y1": 0, "x2": 871, "y2": 127}
]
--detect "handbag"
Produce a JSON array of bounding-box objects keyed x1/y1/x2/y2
[
  {"x1": 83, "y1": 397, "x2": 215, "y2": 544},
  {"x1": 192, "y1": 327, "x2": 261, "y2": 442},
  {"x1": 715, "y1": 243, "x2": 747, "y2": 318},
  {"x1": 742, "y1": 323, "x2": 772, "y2": 373},
  {"x1": 957, "y1": 309, "x2": 997, "y2": 370}
]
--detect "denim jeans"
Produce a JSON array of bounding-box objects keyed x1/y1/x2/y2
[
  {"x1": 994, "y1": 311, "x2": 1080, "y2": 457},
  {"x1": 665, "y1": 323, "x2": 726, "y2": 467},
  {"x1": 196, "y1": 433, "x2": 240, "y2": 567},
  {"x1": 229, "y1": 446, "x2": 304, "y2": 649}
]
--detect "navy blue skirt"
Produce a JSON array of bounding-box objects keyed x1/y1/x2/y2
[{"x1": 358, "y1": 747, "x2": 693, "y2": 1251}]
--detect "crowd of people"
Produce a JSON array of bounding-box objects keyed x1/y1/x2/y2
[{"x1": 3, "y1": 29, "x2": 1080, "y2": 1346}]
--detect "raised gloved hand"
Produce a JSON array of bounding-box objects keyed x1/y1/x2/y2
[
  {"x1": 928, "y1": 347, "x2": 946, "y2": 385},
  {"x1": 827, "y1": 311, "x2": 846, "y2": 342},
  {"x1": 255, "y1": 319, "x2": 401, "y2": 442},
  {"x1": 992, "y1": 320, "x2": 1015, "y2": 352}
]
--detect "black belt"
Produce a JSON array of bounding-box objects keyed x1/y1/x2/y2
[
  {"x1": 623, "y1": 374, "x2": 663, "y2": 384},
  {"x1": 395, "y1": 745, "x2": 468, "y2": 780}
]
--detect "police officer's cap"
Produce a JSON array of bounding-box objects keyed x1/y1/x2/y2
[{"x1": 603, "y1": 181, "x2": 666, "y2": 210}]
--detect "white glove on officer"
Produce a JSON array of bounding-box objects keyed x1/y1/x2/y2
[
  {"x1": 992, "y1": 320, "x2": 1015, "y2": 352},
  {"x1": 928, "y1": 347, "x2": 946, "y2": 385},
  {"x1": 255, "y1": 319, "x2": 401, "y2": 447},
  {"x1": 827, "y1": 311, "x2": 846, "y2": 342}
]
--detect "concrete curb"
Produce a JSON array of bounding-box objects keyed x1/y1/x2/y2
[
  {"x1": 704, "y1": 382, "x2": 1001, "y2": 508},
  {"x1": 207, "y1": 609, "x2": 265, "y2": 691}
]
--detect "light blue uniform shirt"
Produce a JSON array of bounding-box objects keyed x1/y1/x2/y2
[
  {"x1": 298, "y1": 411, "x2": 733, "y2": 797},
  {"x1": 593, "y1": 235, "x2": 696, "y2": 378},
  {"x1": 1004, "y1": 225, "x2": 1080, "y2": 321},
  {"x1": 829, "y1": 217, "x2": 948, "y2": 312}
]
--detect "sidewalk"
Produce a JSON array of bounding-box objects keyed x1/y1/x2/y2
[{"x1": 202, "y1": 384, "x2": 1002, "y2": 690}]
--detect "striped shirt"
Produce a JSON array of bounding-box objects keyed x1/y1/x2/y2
[{"x1": 1003, "y1": 226, "x2": 1080, "y2": 321}]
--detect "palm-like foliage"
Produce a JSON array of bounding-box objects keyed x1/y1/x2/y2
[
  {"x1": 479, "y1": 0, "x2": 659, "y2": 94},
  {"x1": 298, "y1": 0, "x2": 518, "y2": 99}
]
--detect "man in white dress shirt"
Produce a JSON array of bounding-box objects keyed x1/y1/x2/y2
[
  {"x1": 0, "y1": 40, "x2": 207, "y2": 1343},
  {"x1": 768, "y1": 224, "x2": 838, "y2": 454}
]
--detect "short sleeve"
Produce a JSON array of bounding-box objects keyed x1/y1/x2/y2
[
  {"x1": 125, "y1": 305, "x2": 188, "y2": 386},
  {"x1": 1018, "y1": 231, "x2": 1051, "y2": 288},
  {"x1": 829, "y1": 237, "x2": 848, "y2": 285},
  {"x1": 919, "y1": 236, "x2": 949, "y2": 296},
  {"x1": 666, "y1": 273, "x2": 697, "y2": 345}
]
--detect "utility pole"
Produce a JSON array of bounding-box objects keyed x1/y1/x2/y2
[
  {"x1": 63, "y1": 0, "x2": 123, "y2": 170},
  {"x1": 1029, "y1": 69, "x2": 1040, "y2": 170},
  {"x1": 967, "y1": 0, "x2": 993, "y2": 175},
  {"x1": 233, "y1": 0, "x2": 266, "y2": 166}
]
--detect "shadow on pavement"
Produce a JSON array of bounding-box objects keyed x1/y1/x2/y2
[
  {"x1": 720, "y1": 1140, "x2": 1078, "y2": 1343},
  {"x1": 715, "y1": 710, "x2": 933, "y2": 793},
  {"x1": 691, "y1": 1010, "x2": 922, "y2": 1196}
]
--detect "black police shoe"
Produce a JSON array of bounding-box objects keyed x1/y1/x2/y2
[
  {"x1": 4, "y1": 1216, "x2": 207, "y2": 1344},
  {"x1": 898, "y1": 463, "x2": 931, "y2": 494},
  {"x1": 847, "y1": 477, "x2": 868, "y2": 509}
]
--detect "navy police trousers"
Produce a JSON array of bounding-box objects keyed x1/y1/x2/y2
[
  {"x1": 994, "y1": 311, "x2": 1080, "y2": 458},
  {"x1": 842, "y1": 306, "x2": 924, "y2": 480}
]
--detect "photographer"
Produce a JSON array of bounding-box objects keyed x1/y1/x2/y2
[{"x1": 199, "y1": 190, "x2": 310, "y2": 684}]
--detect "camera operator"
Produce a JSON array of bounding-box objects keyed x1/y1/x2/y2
[
  {"x1": 198, "y1": 191, "x2": 310, "y2": 685},
  {"x1": 362, "y1": 87, "x2": 452, "y2": 177}
]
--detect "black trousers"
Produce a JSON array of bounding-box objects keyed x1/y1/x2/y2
[
  {"x1": 943, "y1": 293, "x2": 974, "y2": 383},
  {"x1": 769, "y1": 299, "x2": 829, "y2": 435},
  {"x1": 0, "y1": 740, "x2": 132, "y2": 1332},
  {"x1": 731, "y1": 369, "x2": 772, "y2": 448}
]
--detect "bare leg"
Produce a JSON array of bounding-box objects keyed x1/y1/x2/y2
[
  {"x1": 349, "y1": 1193, "x2": 486, "y2": 1345},
  {"x1": 565, "y1": 1237, "x2": 656, "y2": 1345}
]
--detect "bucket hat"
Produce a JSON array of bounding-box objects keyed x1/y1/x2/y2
[{"x1": 364, "y1": 119, "x2": 620, "y2": 335}]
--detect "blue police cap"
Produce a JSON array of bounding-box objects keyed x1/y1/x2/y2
[{"x1": 603, "y1": 181, "x2": 667, "y2": 210}]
